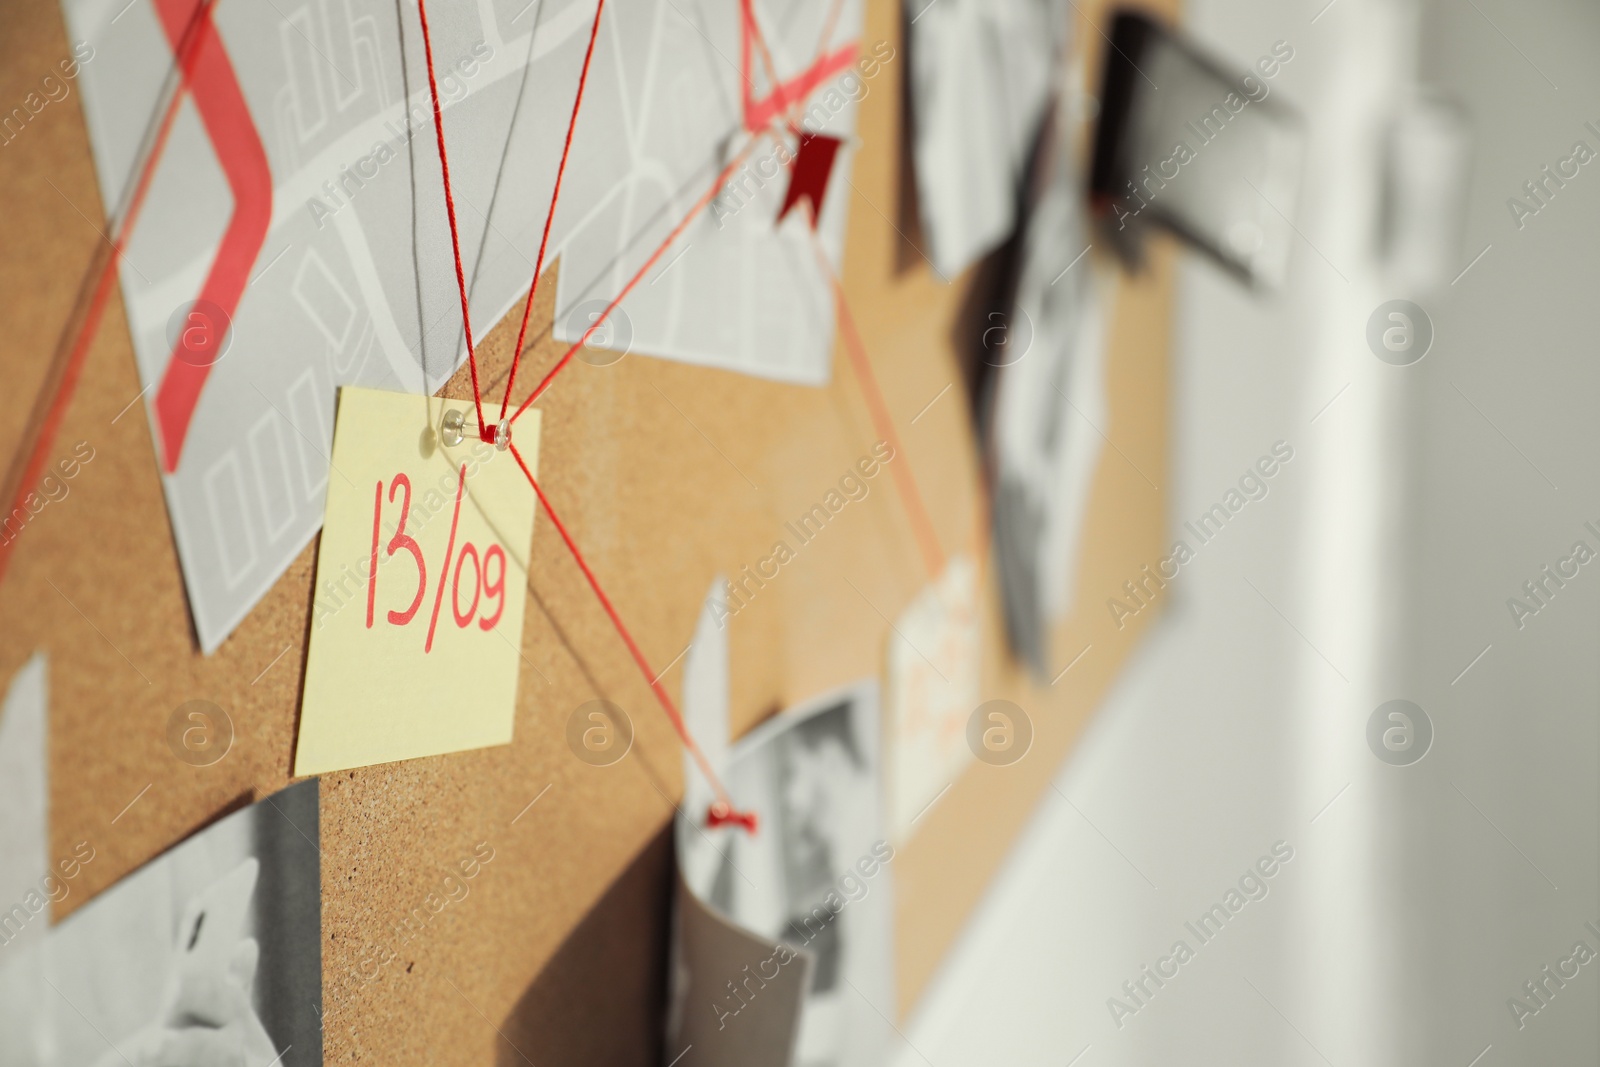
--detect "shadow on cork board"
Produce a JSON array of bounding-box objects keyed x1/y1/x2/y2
[{"x1": 496, "y1": 825, "x2": 674, "y2": 1067}]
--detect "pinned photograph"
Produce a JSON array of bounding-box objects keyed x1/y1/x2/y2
[
  {"x1": 38, "y1": 781, "x2": 322, "y2": 1067},
  {"x1": 988, "y1": 87, "x2": 1108, "y2": 676},
  {"x1": 669, "y1": 662, "x2": 895, "y2": 1067}
]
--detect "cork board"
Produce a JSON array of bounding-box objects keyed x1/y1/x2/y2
[{"x1": 0, "y1": 0, "x2": 1176, "y2": 1061}]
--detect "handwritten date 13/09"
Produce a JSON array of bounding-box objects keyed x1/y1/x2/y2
[{"x1": 366, "y1": 463, "x2": 505, "y2": 652}]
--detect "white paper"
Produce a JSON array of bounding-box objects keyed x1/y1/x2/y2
[
  {"x1": 42, "y1": 781, "x2": 321, "y2": 1067},
  {"x1": 0, "y1": 655, "x2": 50, "y2": 1067},
  {"x1": 711, "y1": 682, "x2": 895, "y2": 1067},
  {"x1": 885, "y1": 555, "x2": 980, "y2": 842},
  {"x1": 671, "y1": 583, "x2": 895, "y2": 1067},
  {"x1": 550, "y1": 1, "x2": 862, "y2": 382},
  {"x1": 0, "y1": 655, "x2": 48, "y2": 939},
  {"x1": 991, "y1": 83, "x2": 1108, "y2": 674},
  {"x1": 905, "y1": 0, "x2": 1066, "y2": 278},
  {"x1": 680, "y1": 576, "x2": 732, "y2": 894},
  {"x1": 62, "y1": 0, "x2": 864, "y2": 652}
]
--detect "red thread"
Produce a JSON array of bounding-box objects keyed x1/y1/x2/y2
[
  {"x1": 739, "y1": 0, "x2": 856, "y2": 134},
  {"x1": 150, "y1": 0, "x2": 273, "y2": 474},
  {"x1": 811, "y1": 234, "x2": 945, "y2": 578},
  {"x1": 0, "y1": 1, "x2": 216, "y2": 588},
  {"x1": 508, "y1": 443, "x2": 756, "y2": 832},
  {"x1": 739, "y1": 0, "x2": 789, "y2": 131},
  {"x1": 486, "y1": 5, "x2": 870, "y2": 831},
  {"x1": 509, "y1": 131, "x2": 773, "y2": 423},
  {"x1": 748, "y1": 46, "x2": 857, "y2": 133},
  {"x1": 500, "y1": 0, "x2": 608, "y2": 422},
  {"x1": 739, "y1": 0, "x2": 858, "y2": 134},
  {"x1": 816, "y1": 0, "x2": 849, "y2": 63},
  {"x1": 416, "y1": 0, "x2": 487, "y2": 437},
  {"x1": 506, "y1": 2, "x2": 861, "y2": 418}
]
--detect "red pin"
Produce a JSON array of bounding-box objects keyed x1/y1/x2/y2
[
  {"x1": 707, "y1": 800, "x2": 760, "y2": 834},
  {"x1": 777, "y1": 132, "x2": 843, "y2": 228}
]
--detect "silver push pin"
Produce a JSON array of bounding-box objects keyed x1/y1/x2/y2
[
  {"x1": 493, "y1": 417, "x2": 511, "y2": 451},
  {"x1": 439, "y1": 408, "x2": 467, "y2": 447}
]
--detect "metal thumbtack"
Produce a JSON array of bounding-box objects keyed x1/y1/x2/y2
[
  {"x1": 440, "y1": 408, "x2": 467, "y2": 447},
  {"x1": 494, "y1": 418, "x2": 511, "y2": 452}
]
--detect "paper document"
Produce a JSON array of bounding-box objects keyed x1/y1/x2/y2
[
  {"x1": 61, "y1": 0, "x2": 866, "y2": 651},
  {"x1": 11, "y1": 780, "x2": 323, "y2": 1067},
  {"x1": 668, "y1": 583, "x2": 896, "y2": 1067},
  {"x1": 904, "y1": 0, "x2": 1066, "y2": 278},
  {"x1": 989, "y1": 88, "x2": 1108, "y2": 676},
  {"x1": 885, "y1": 555, "x2": 980, "y2": 841},
  {"x1": 0, "y1": 655, "x2": 50, "y2": 1067}
]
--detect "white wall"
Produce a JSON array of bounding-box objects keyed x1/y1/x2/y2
[{"x1": 892, "y1": 0, "x2": 1599, "y2": 1063}]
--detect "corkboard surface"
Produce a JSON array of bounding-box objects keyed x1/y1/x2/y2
[{"x1": 0, "y1": 0, "x2": 1174, "y2": 1061}]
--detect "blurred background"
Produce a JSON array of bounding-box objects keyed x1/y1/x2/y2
[{"x1": 898, "y1": 0, "x2": 1600, "y2": 1063}]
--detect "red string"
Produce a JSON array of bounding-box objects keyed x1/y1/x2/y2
[
  {"x1": 497, "y1": 129, "x2": 771, "y2": 826},
  {"x1": 811, "y1": 233, "x2": 946, "y2": 579},
  {"x1": 415, "y1": 0, "x2": 487, "y2": 438},
  {"x1": 740, "y1": 0, "x2": 793, "y2": 134},
  {"x1": 499, "y1": 0, "x2": 608, "y2": 423},
  {"x1": 507, "y1": 0, "x2": 855, "y2": 420},
  {"x1": 508, "y1": 443, "x2": 756, "y2": 832},
  {"x1": 815, "y1": 0, "x2": 848, "y2": 63},
  {"x1": 740, "y1": 0, "x2": 856, "y2": 136},
  {"x1": 508, "y1": 130, "x2": 772, "y2": 422},
  {"x1": 408, "y1": 1, "x2": 758, "y2": 829},
  {"x1": 487, "y1": 5, "x2": 868, "y2": 831},
  {"x1": 0, "y1": 0, "x2": 215, "y2": 587}
]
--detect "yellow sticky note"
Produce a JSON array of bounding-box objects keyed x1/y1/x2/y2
[{"x1": 293, "y1": 387, "x2": 540, "y2": 774}]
